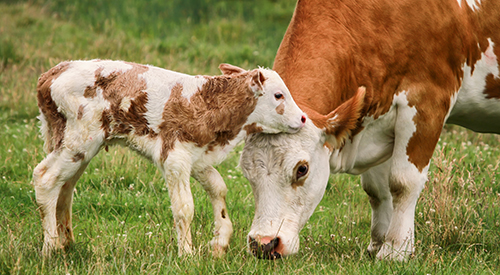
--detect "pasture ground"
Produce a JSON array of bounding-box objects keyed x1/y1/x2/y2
[{"x1": 1, "y1": 1, "x2": 499, "y2": 274}]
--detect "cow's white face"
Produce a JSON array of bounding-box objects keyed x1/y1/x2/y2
[
  {"x1": 219, "y1": 63, "x2": 306, "y2": 134},
  {"x1": 240, "y1": 87, "x2": 366, "y2": 259},
  {"x1": 240, "y1": 121, "x2": 331, "y2": 258}
]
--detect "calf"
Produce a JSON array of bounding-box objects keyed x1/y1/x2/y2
[{"x1": 33, "y1": 59, "x2": 306, "y2": 256}]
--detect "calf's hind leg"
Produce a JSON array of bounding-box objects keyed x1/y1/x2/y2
[
  {"x1": 33, "y1": 148, "x2": 89, "y2": 255},
  {"x1": 192, "y1": 165, "x2": 233, "y2": 256}
]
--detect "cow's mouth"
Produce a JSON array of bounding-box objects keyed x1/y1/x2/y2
[{"x1": 249, "y1": 236, "x2": 282, "y2": 260}]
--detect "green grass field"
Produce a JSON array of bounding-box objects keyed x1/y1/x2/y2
[{"x1": 1, "y1": 1, "x2": 500, "y2": 274}]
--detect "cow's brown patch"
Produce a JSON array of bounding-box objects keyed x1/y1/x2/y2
[
  {"x1": 37, "y1": 62, "x2": 71, "y2": 152},
  {"x1": 77, "y1": 104, "x2": 84, "y2": 120},
  {"x1": 323, "y1": 87, "x2": 366, "y2": 148},
  {"x1": 244, "y1": 123, "x2": 263, "y2": 135},
  {"x1": 323, "y1": 141, "x2": 333, "y2": 153},
  {"x1": 484, "y1": 73, "x2": 500, "y2": 99},
  {"x1": 405, "y1": 83, "x2": 453, "y2": 172},
  {"x1": 275, "y1": 102, "x2": 285, "y2": 115},
  {"x1": 159, "y1": 73, "x2": 258, "y2": 161}
]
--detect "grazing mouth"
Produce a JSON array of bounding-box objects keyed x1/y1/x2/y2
[{"x1": 249, "y1": 236, "x2": 282, "y2": 260}]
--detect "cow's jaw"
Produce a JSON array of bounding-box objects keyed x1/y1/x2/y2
[{"x1": 241, "y1": 121, "x2": 331, "y2": 258}]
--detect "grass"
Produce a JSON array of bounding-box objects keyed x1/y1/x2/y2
[{"x1": 1, "y1": 0, "x2": 500, "y2": 274}]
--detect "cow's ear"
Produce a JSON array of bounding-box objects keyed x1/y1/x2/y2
[
  {"x1": 248, "y1": 69, "x2": 266, "y2": 96},
  {"x1": 324, "y1": 86, "x2": 366, "y2": 148},
  {"x1": 219, "y1": 63, "x2": 246, "y2": 75}
]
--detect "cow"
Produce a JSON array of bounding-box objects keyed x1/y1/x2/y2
[
  {"x1": 32, "y1": 59, "x2": 306, "y2": 256},
  {"x1": 240, "y1": 0, "x2": 500, "y2": 261}
]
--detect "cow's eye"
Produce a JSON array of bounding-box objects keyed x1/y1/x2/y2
[
  {"x1": 274, "y1": 92, "x2": 283, "y2": 100},
  {"x1": 292, "y1": 160, "x2": 309, "y2": 187},
  {"x1": 296, "y1": 164, "x2": 309, "y2": 179}
]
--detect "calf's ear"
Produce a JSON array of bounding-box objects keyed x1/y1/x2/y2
[
  {"x1": 219, "y1": 63, "x2": 247, "y2": 75},
  {"x1": 324, "y1": 86, "x2": 366, "y2": 148},
  {"x1": 248, "y1": 69, "x2": 267, "y2": 96}
]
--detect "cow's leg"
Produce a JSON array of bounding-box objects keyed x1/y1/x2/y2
[
  {"x1": 192, "y1": 165, "x2": 233, "y2": 256},
  {"x1": 33, "y1": 148, "x2": 90, "y2": 255},
  {"x1": 162, "y1": 149, "x2": 195, "y2": 256},
  {"x1": 361, "y1": 159, "x2": 393, "y2": 257},
  {"x1": 377, "y1": 88, "x2": 449, "y2": 260}
]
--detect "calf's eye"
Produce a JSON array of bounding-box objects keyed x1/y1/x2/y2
[{"x1": 274, "y1": 92, "x2": 283, "y2": 100}]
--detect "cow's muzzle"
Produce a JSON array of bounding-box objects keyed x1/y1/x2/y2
[{"x1": 248, "y1": 236, "x2": 282, "y2": 260}]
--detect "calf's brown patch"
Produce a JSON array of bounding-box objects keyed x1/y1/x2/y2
[
  {"x1": 89, "y1": 63, "x2": 157, "y2": 139},
  {"x1": 37, "y1": 62, "x2": 71, "y2": 152},
  {"x1": 244, "y1": 123, "x2": 263, "y2": 135},
  {"x1": 159, "y1": 73, "x2": 259, "y2": 161},
  {"x1": 72, "y1": 152, "x2": 85, "y2": 162},
  {"x1": 77, "y1": 104, "x2": 84, "y2": 120},
  {"x1": 275, "y1": 102, "x2": 285, "y2": 115}
]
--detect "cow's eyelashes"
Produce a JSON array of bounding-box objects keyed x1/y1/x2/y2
[
  {"x1": 293, "y1": 160, "x2": 309, "y2": 183},
  {"x1": 296, "y1": 164, "x2": 309, "y2": 179}
]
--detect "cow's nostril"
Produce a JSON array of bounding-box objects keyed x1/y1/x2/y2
[
  {"x1": 301, "y1": 115, "x2": 306, "y2": 124},
  {"x1": 249, "y1": 236, "x2": 281, "y2": 260}
]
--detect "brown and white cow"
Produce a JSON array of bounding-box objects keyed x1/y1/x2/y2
[
  {"x1": 33, "y1": 59, "x2": 306, "y2": 256},
  {"x1": 240, "y1": 0, "x2": 500, "y2": 260}
]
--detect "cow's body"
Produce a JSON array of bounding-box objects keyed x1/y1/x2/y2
[
  {"x1": 33, "y1": 60, "x2": 305, "y2": 256},
  {"x1": 240, "y1": 0, "x2": 500, "y2": 260}
]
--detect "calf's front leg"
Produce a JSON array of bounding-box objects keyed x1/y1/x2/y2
[
  {"x1": 162, "y1": 153, "x2": 195, "y2": 256},
  {"x1": 192, "y1": 165, "x2": 233, "y2": 256}
]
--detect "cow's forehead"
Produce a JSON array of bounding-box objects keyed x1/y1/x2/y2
[{"x1": 245, "y1": 121, "x2": 321, "y2": 149}]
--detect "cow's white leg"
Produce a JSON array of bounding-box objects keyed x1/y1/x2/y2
[
  {"x1": 33, "y1": 148, "x2": 89, "y2": 255},
  {"x1": 192, "y1": 165, "x2": 233, "y2": 256},
  {"x1": 377, "y1": 162, "x2": 427, "y2": 261},
  {"x1": 361, "y1": 159, "x2": 393, "y2": 256},
  {"x1": 376, "y1": 90, "x2": 444, "y2": 260},
  {"x1": 162, "y1": 149, "x2": 195, "y2": 256}
]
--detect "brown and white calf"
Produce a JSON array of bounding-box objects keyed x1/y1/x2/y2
[
  {"x1": 240, "y1": 0, "x2": 500, "y2": 260},
  {"x1": 33, "y1": 59, "x2": 306, "y2": 256}
]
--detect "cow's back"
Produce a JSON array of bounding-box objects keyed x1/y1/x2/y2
[{"x1": 273, "y1": 0, "x2": 500, "y2": 134}]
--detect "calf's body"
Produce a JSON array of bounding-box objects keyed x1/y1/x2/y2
[{"x1": 33, "y1": 60, "x2": 305, "y2": 255}]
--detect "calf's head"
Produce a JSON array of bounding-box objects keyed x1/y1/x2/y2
[
  {"x1": 240, "y1": 87, "x2": 365, "y2": 259},
  {"x1": 219, "y1": 63, "x2": 306, "y2": 134}
]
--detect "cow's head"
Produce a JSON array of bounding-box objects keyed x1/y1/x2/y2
[
  {"x1": 240, "y1": 87, "x2": 365, "y2": 259},
  {"x1": 219, "y1": 63, "x2": 306, "y2": 134}
]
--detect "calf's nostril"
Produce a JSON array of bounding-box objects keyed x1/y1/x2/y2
[{"x1": 301, "y1": 115, "x2": 306, "y2": 124}]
